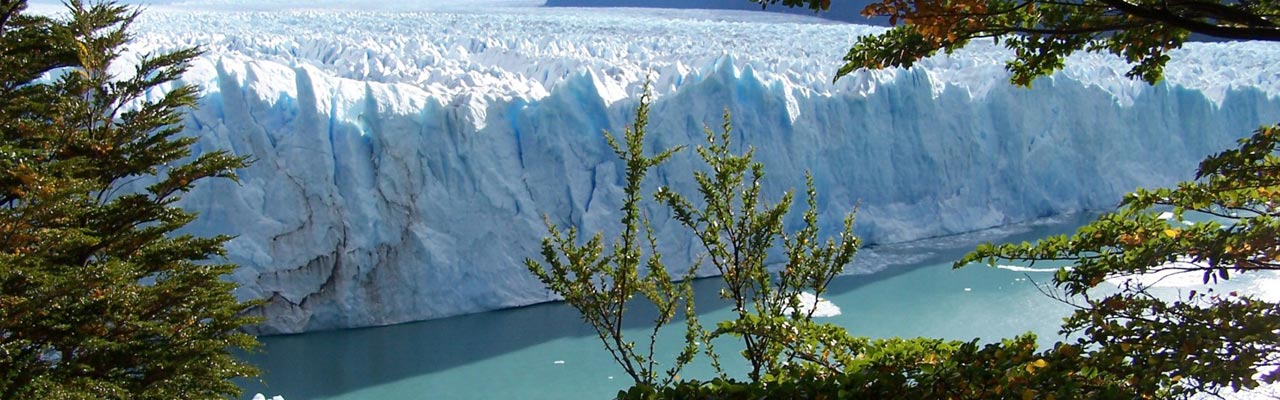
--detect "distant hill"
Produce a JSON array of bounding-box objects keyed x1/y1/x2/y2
[{"x1": 543, "y1": 0, "x2": 889, "y2": 25}]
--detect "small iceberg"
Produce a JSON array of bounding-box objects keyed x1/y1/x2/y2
[
  {"x1": 784, "y1": 292, "x2": 841, "y2": 318},
  {"x1": 997, "y1": 265, "x2": 1064, "y2": 273},
  {"x1": 1105, "y1": 257, "x2": 1207, "y2": 289}
]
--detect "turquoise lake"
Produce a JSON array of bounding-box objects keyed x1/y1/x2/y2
[{"x1": 236, "y1": 213, "x2": 1276, "y2": 399}]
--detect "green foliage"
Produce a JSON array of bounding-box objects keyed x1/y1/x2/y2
[
  {"x1": 526, "y1": 86, "x2": 699, "y2": 388},
  {"x1": 528, "y1": 93, "x2": 861, "y2": 389},
  {"x1": 0, "y1": 1, "x2": 257, "y2": 398},
  {"x1": 655, "y1": 111, "x2": 859, "y2": 381},
  {"x1": 621, "y1": 333, "x2": 1188, "y2": 399},
  {"x1": 959, "y1": 125, "x2": 1280, "y2": 395}
]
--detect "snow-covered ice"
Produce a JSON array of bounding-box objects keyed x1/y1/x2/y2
[{"x1": 33, "y1": 3, "x2": 1280, "y2": 333}]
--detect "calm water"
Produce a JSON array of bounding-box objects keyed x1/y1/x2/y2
[{"x1": 236, "y1": 213, "x2": 1273, "y2": 399}]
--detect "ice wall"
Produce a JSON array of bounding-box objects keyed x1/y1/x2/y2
[{"x1": 131, "y1": 9, "x2": 1280, "y2": 333}]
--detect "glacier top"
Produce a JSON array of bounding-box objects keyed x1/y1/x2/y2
[{"x1": 30, "y1": 2, "x2": 1280, "y2": 110}]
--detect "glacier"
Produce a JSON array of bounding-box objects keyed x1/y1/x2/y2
[{"x1": 62, "y1": 6, "x2": 1280, "y2": 334}]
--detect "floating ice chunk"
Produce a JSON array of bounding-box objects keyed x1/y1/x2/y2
[
  {"x1": 553, "y1": 360, "x2": 565, "y2": 365},
  {"x1": 997, "y1": 265, "x2": 1064, "y2": 273},
  {"x1": 1191, "y1": 366, "x2": 1280, "y2": 399},
  {"x1": 1247, "y1": 272, "x2": 1280, "y2": 303},
  {"x1": 963, "y1": 288, "x2": 972, "y2": 292},
  {"x1": 784, "y1": 292, "x2": 841, "y2": 318},
  {"x1": 1105, "y1": 258, "x2": 1210, "y2": 288}
]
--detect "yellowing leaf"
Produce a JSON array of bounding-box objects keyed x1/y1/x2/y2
[
  {"x1": 1164, "y1": 229, "x2": 1180, "y2": 238},
  {"x1": 1025, "y1": 358, "x2": 1048, "y2": 373}
]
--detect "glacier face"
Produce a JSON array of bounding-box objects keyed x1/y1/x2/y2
[{"x1": 103, "y1": 7, "x2": 1280, "y2": 333}]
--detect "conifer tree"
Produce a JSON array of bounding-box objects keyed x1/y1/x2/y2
[{"x1": 0, "y1": 1, "x2": 257, "y2": 398}]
